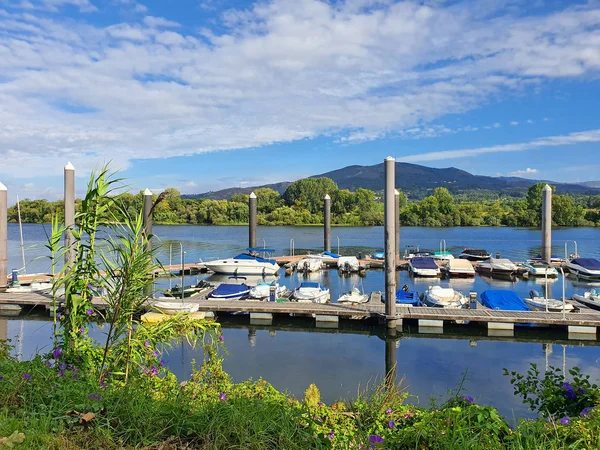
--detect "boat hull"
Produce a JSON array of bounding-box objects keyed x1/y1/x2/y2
[
  {"x1": 565, "y1": 264, "x2": 600, "y2": 280},
  {"x1": 572, "y1": 294, "x2": 600, "y2": 311},
  {"x1": 204, "y1": 260, "x2": 279, "y2": 275}
]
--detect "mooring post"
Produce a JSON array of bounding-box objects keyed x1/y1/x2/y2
[
  {"x1": 394, "y1": 189, "x2": 400, "y2": 258},
  {"x1": 143, "y1": 189, "x2": 153, "y2": 250},
  {"x1": 542, "y1": 184, "x2": 552, "y2": 263},
  {"x1": 0, "y1": 182, "x2": 7, "y2": 289},
  {"x1": 249, "y1": 191, "x2": 257, "y2": 249},
  {"x1": 384, "y1": 157, "x2": 397, "y2": 329},
  {"x1": 64, "y1": 162, "x2": 75, "y2": 266},
  {"x1": 324, "y1": 194, "x2": 331, "y2": 253}
]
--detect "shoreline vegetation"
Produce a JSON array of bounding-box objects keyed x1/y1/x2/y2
[
  {"x1": 2, "y1": 166, "x2": 600, "y2": 449},
  {"x1": 8, "y1": 178, "x2": 600, "y2": 228}
]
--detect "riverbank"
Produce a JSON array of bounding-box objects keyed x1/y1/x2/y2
[{"x1": 1, "y1": 339, "x2": 599, "y2": 450}]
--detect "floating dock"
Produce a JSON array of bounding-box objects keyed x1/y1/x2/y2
[{"x1": 1, "y1": 291, "x2": 598, "y2": 338}]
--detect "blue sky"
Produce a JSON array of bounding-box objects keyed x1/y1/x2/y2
[{"x1": 0, "y1": 0, "x2": 599, "y2": 202}]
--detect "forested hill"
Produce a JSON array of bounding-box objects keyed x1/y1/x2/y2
[{"x1": 185, "y1": 162, "x2": 599, "y2": 200}]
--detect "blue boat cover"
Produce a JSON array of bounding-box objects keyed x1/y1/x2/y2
[
  {"x1": 299, "y1": 281, "x2": 321, "y2": 289},
  {"x1": 211, "y1": 283, "x2": 249, "y2": 296},
  {"x1": 396, "y1": 289, "x2": 420, "y2": 305},
  {"x1": 234, "y1": 253, "x2": 277, "y2": 264},
  {"x1": 480, "y1": 290, "x2": 529, "y2": 311},
  {"x1": 411, "y1": 257, "x2": 438, "y2": 269},
  {"x1": 572, "y1": 258, "x2": 600, "y2": 269},
  {"x1": 322, "y1": 251, "x2": 341, "y2": 258}
]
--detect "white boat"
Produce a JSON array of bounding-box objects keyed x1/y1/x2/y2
[
  {"x1": 337, "y1": 256, "x2": 360, "y2": 273},
  {"x1": 443, "y1": 259, "x2": 475, "y2": 278},
  {"x1": 306, "y1": 251, "x2": 340, "y2": 260},
  {"x1": 525, "y1": 290, "x2": 575, "y2": 312},
  {"x1": 6, "y1": 281, "x2": 53, "y2": 293},
  {"x1": 296, "y1": 258, "x2": 323, "y2": 273},
  {"x1": 337, "y1": 287, "x2": 369, "y2": 304},
  {"x1": 153, "y1": 301, "x2": 200, "y2": 315},
  {"x1": 409, "y1": 257, "x2": 440, "y2": 277},
  {"x1": 292, "y1": 282, "x2": 330, "y2": 303},
  {"x1": 522, "y1": 260, "x2": 558, "y2": 278},
  {"x1": 458, "y1": 248, "x2": 491, "y2": 261},
  {"x1": 248, "y1": 282, "x2": 290, "y2": 300},
  {"x1": 204, "y1": 249, "x2": 280, "y2": 275},
  {"x1": 573, "y1": 290, "x2": 600, "y2": 311},
  {"x1": 476, "y1": 258, "x2": 518, "y2": 278},
  {"x1": 422, "y1": 286, "x2": 468, "y2": 308},
  {"x1": 564, "y1": 258, "x2": 600, "y2": 280}
]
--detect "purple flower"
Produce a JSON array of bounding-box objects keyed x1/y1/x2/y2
[
  {"x1": 562, "y1": 382, "x2": 573, "y2": 391},
  {"x1": 318, "y1": 402, "x2": 324, "y2": 407},
  {"x1": 152, "y1": 351, "x2": 159, "y2": 358},
  {"x1": 385, "y1": 408, "x2": 393, "y2": 414},
  {"x1": 52, "y1": 348, "x2": 61, "y2": 359},
  {"x1": 144, "y1": 340, "x2": 150, "y2": 347},
  {"x1": 560, "y1": 416, "x2": 570, "y2": 425},
  {"x1": 59, "y1": 363, "x2": 66, "y2": 371},
  {"x1": 150, "y1": 366, "x2": 158, "y2": 376},
  {"x1": 46, "y1": 361, "x2": 54, "y2": 368},
  {"x1": 56, "y1": 312, "x2": 62, "y2": 319},
  {"x1": 324, "y1": 431, "x2": 335, "y2": 439},
  {"x1": 79, "y1": 327, "x2": 85, "y2": 334},
  {"x1": 219, "y1": 393, "x2": 227, "y2": 402},
  {"x1": 578, "y1": 387, "x2": 586, "y2": 394},
  {"x1": 564, "y1": 390, "x2": 577, "y2": 400},
  {"x1": 87, "y1": 283, "x2": 94, "y2": 289},
  {"x1": 388, "y1": 421, "x2": 395, "y2": 429},
  {"x1": 581, "y1": 407, "x2": 594, "y2": 417},
  {"x1": 464, "y1": 395, "x2": 474, "y2": 403},
  {"x1": 404, "y1": 413, "x2": 412, "y2": 419},
  {"x1": 22, "y1": 373, "x2": 31, "y2": 380},
  {"x1": 88, "y1": 393, "x2": 103, "y2": 401},
  {"x1": 219, "y1": 336, "x2": 224, "y2": 342},
  {"x1": 0, "y1": 375, "x2": 4, "y2": 381},
  {"x1": 369, "y1": 435, "x2": 384, "y2": 444},
  {"x1": 86, "y1": 308, "x2": 93, "y2": 315}
]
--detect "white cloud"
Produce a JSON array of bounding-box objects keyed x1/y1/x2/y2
[
  {"x1": 399, "y1": 129, "x2": 600, "y2": 163},
  {"x1": 527, "y1": 119, "x2": 533, "y2": 124},
  {"x1": 0, "y1": 1, "x2": 600, "y2": 177},
  {"x1": 510, "y1": 121, "x2": 519, "y2": 126},
  {"x1": 507, "y1": 168, "x2": 539, "y2": 177}
]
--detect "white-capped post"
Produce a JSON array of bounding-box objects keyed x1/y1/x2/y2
[
  {"x1": 249, "y1": 192, "x2": 257, "y2": 249},
  {"x1": 324, "y1": 194, "x2": 331, "y2": 253},
  {"x1": 542, "y1": 184, "x2": 552, "y2": 263},
  {"x1": 64, "y1": 162, "x2": 75, "y2": 266},
  {"x1": 0, "y1": 182, "x2": 7, "y2": 288},
  {"x1": 395, "y1": 189, "x2": 400, "y2": 256},
  {"x1": 143, "y1": 189, "x2": 153, "y2": 251},
  {"x1": 384, "y1": 157, "x2": 397, "y2": 329}
]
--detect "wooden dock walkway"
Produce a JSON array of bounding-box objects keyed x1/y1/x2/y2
[{"x1": 1, "y1": 292, "x2": 600, "y2": 336}]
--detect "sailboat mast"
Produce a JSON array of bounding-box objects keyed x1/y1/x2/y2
[{"x1": 16, "y1": 195, "x2": 26, "y2": 274}]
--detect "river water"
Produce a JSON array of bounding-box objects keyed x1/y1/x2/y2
[{"x1": 3, "y1": 224, "x2": 600, "y2": 419}]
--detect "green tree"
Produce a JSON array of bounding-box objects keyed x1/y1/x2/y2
[{"x1": 282, "y1": 178, "x2": 339, "y2": 214}]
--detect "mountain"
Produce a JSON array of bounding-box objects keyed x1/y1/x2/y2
[
  {"x1": 184, "y1": 162, "x2": 600, "y2": 200},
  {"x1": 578, "y1": 181, "x2": 600, "y2": 189}
]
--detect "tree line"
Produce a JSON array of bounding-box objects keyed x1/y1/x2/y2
[{"x1": 7, "y1": 178, "x2": 600, "y2": 227}]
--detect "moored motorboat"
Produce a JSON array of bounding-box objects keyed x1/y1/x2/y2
[
  {"x1": 422, "y1": 286, "x2": 468, "y2": 308},
  {"x1": 163, "y1": 280, "x2": 213, "y2": 298},
  {"x1": 372, "y1": 250, "x2": 385, "y2": 260},
  {"x1": 443, "y1": 259, "x2": 476, "y2": 278},
  {"x1": 525, "y1": 290, "x2": 575, "y2": 312},
  {"x1": 208, "y1": 280, "x2": 250, "y2": 300},
  {"x1": 292, "y1": 282, "x2": 330, "y2": 303},
  {"x1": 522, "y1": 260, "x2": 558, "y2": 278},
  {"x1": 337, "y1": 287, "x2": 369, "y2": 304},
  {"x1": 204, "y1": 248, "x2": 280, "y2": 275},
  {"x1": 395, "y1": 284, "x2": 421, "y2": 306},
  {"x1": 479, "y1": 290, "x2": 530, "y2": 311},
  {"x1": 409, "y1": 257, "x2": 440, "y2": 277},
  {"x1": 337, "y1": 256, "x2": 360, "y2": 273},
  {"x1": 296, "y1": 258, "x2": 324, "y2": 273},
  {"x1": 6, "y1": 281, "x2": 52, "y2": 293},
  {"x1": 153, "y1": 301, "x2": 200, "y2": 315},
  {"x1": 248, "y1": 281, "x2": 290, "y2": 300},
  {"x1": 432, "y1": 251, "x2": 454, "y2": 261},
  {"x1": 476, "y1": 258, "x2": 518, "y2": 278},
  {"x1": 573, "y1": 290, "x2": 600, "y2": 311},
  {"x1": 459, "y1": 248, "x2": 491, "y2": 261},
  {"x1": 564, "y1": 258, "x2": 600, "y2": 280}
]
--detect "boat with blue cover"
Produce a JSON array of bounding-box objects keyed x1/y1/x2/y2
[
  {"x1": 409, "y1": 257, "x2": 440, "y2": 277},
  {"x1": 204, "y1": 248, "x2": 280, "y2": 275},
  {"x1": 208, "y1": 279, "x2": 250, "y2": 300},
  {"x1": 395, "y1": 284, "x2": 421, "y2": 306},
  {"x1": 565, "y1": 258, "x2": 600, "y2": 280},
  {"x1": 479, "y1": 290, "x2": 530, "y2": 311},
  {"x1": 292, "y1": 281, "x2": 330, "y2": 303},
  {"x1": 372, "y1": 250, "x2": 385, "y2": 260}
]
